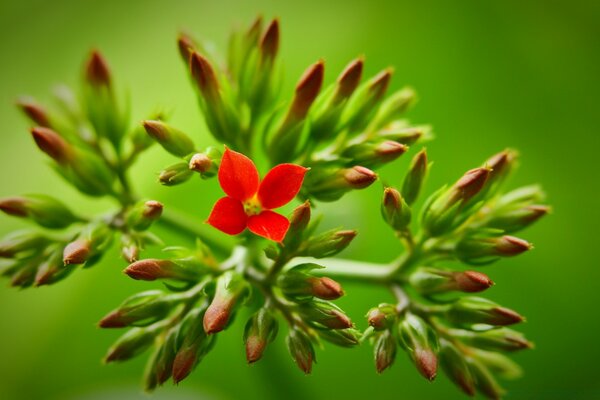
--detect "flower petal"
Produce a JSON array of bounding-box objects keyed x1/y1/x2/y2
[
  {"x1": 257, "y1": 164, "x2": 309, "y2": 209},
  {"x1": 247, "y1": 211, "x2": 290, "y2": 242},
  {"x1": 218, "y1": 147, "x2": 260, "y2": 201},
  {"x1": 206, "y1": 197, "x2": 248, "y2": 235}
]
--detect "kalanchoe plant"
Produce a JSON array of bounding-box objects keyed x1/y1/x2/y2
[{"x1": 0, "y1": 16, "x2": 550, "y2": 399}]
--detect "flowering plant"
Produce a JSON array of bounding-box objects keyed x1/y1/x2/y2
[{"x1": 0, "y1": 16, "x2": 549, "y2": 399}]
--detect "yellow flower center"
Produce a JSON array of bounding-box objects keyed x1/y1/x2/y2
[{"x1": 243, "y1": 196, "x2": 262, "y2": 216}]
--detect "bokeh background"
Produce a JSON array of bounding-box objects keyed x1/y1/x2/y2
[{"x1": 0, "y1": 0, "x2": 598, "y2": 399}]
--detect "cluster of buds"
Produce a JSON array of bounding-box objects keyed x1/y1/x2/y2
[{"x1": 0, "y1": 52, "x2": 170, "y2": 287}]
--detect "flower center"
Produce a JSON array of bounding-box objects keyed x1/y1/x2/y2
[{"x1": 243, "y1": 197, "x2": 262, "y2": 216}]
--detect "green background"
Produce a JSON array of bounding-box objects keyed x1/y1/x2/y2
[{"x1": 0, "y1": 0, "x2": 598, "y2": 399}]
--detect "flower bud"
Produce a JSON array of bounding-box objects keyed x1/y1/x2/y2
[
  {"x1": 308, "y1": 277, "x2": 344, "y2": 300},
  {"x1": 439, "y1": 339, "x2": 476, "y2": 396},
  {"x1": 16, "y1": 98, "x2": 51, "y2": 127},
  {"x1": 31, "y1": 127, "x2": 72, "y2": 165},
  {"x1": 333, "y1": 58, "x2": 364, "y2": 102},
  {"x1": 35, "y1": 248, "x2": 72, "y2": 286},
  {"x1": 283, "y1": 201, "x2": 311, "y2": 248},
  {"x1": 304, "y1": 165, "x2": 376, "y2": 201},
  {"x1": 259, "y1": 19, "x2": 279, "y2": 63},
  {"x1": 467, "y1": 358, "x2": 506, "y2": 399},
  {"x1": 147, "y1": 326, "x2": 179, "y2": 386},
  {"x1": 495, "y1": 185, "x2": 546, "y2": 208},
  {"x1": 203, "y1": 271, "x2": 249, "y2": 334},
  {"x1": 377, "y1": 124, "x2": 427, "y2": 145},
  {"x1": 450, "y1": 327, "x2": 533, "y2": 352},
  {"x1": 190, "y1": 52, "x2": 220, "y2": 102},
  {"x1": 124, "y1": 258, "x2": 202, "y2": 282},
  {"x1": 278, "y1": 263, "x2": 344, "y2": 301},
  {"x1": 286, "y1": 329, "x2": 315, "y2": 374},
  {"x1": 445, "y1": 297, "x2": 525, "y2": 327},
  {"x1": 368, "y1": 87, "x2": 416, "y2": 131},
  {"x1": 297, "y1": 299, "x2": 353, "y2": 330},
  {"x1": 483, "y1": 149, "x2": 517, "y2": 191},
  {"x1": 381, "y1": 187, "x2": 411, "y2": 232},
  {"x1": 188, "y1": 146, "x2": 221, "y2": 179},
  {"x1": 472, "y1": 348, "x2": 523, "y2": 380},
  {"x1": 0, "y1": 230, "x2": 50, "y2": 258},
  {"x1": 341, "y1": 141, "x2": 408, "y2": 168},
  {"x1": 454, "y1": 270, "x2": 494, "y2": 293},
  {"x1": 402, "y1": 149, "x2": 428, "y2": 205},
  {"x1": 374, "y1": 330, "x2": 397, "y2": 373},
  {"x1": 409, "y1": 267, "x2": 493, "y2": 295},
  {"x1": 143, "y1": 120, "x2": 195, "y2": 158},
  {"x1": 288, "y1": 61, "x2": 324, "y2": 122},
  {"x1": 0, "y1": 195, "x2": 80, "y2": 229},
  {"x1": 159, "y1": 162, "x2": 194, "y2": 186},
  {"x1": 105, "y1": 325, "x2": 160, "y2": 363},
  {"x1": 126, "y1": 200, "x2": 163, "y2": 231},
  {"x1": 303, "y1": 229, "x2": 357, "y2": 258},
  {"x1": 63, "y1": 239, "x2": 90, "y2": 265},
  {"x1": 63, "y1": 222, "x2": 113, "y2": 266},
  {"x1": 99, "y1": 290, "x2": 175, "y2": 328},
  {"x1": 367, "y1": 303, "x2": 397, "y2": 330},
  {"x1": 172, "y1": 306, "x2": 215, "y2": 383},
  {"x1": 486, "y1": 204, "x2": 550, "y2": 234},
  {"x1": 342, "y1": 68, "x2": 393, "y2": 132},
  {"x1": 244, "y1": 308, "x2": 279, "y2": 364},
  {"x1": 397, "y1": 313, "x2": 439, "y2": 381},
  {"x1": 177, "y1": 32, "x2": 197, "y2": 65},
  {"x1": 317, "y1": 328, "x2": 361, "y2": 347},
  {"x1": 85, "y1": 50, "x2": 111, "y2": 87},
  {"x1": 456, "y1": 234, "x2": 532, "y2": 265}
]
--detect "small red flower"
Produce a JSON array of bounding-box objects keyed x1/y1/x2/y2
[{"x1": 207, "y1": 147, "x2": 308, "y2": 242}]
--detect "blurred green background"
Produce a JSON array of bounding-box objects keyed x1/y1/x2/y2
[{"x1": 0, "y1": 0, "x2": 598, "y2": 399}]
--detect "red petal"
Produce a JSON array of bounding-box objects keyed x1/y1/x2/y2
[
  {"x1": 218, "y1": 147, "x2": 260, "y2": 201},
  {"x1": 257, "y1": 164, "x2": 308, "y2": 209},
  {"x1": 247, "y1": 211, "x2": 290, "y2": 242},
  {"x1": 206, "y1": 197, "x2": 248, "y2": 235}
]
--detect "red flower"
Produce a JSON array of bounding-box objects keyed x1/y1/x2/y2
[{"x1": 207, "y1": 147, "x2": 308, "y2": 242}]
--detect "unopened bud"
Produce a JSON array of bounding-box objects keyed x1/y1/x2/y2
[
  {"x1": 286, "y1": 329, "x2": 315, "y2": 374},
  {"x1": 453, "y1": 167, "x2": 491, "y2": 205},
  {"x1": 99, "y1": 290, "x2": 174, "y2": 328},
  {"x1": 64, "y1": 222, "x2": 113, "y2": 266},
  {"x1": 35, "y1": 248, "x2": 70, "y2": 286},
  {"x1": 381, "y1": 187, "x2": 411, "y2": 231},
  {"x1": 124, "y1": 258, "x2": 201, "y2": 282},
  {"x1": 450, "y1": 327, "x2": 533, "y2": 352},
  {"x1": 16, "y1": 98, "x2": 51, "y2": 127},
  {"x1": 308, "y1": 277, "x2": 344, "y2": 300},
  {"x1": 472, "y1": 348, "x2": 523, "y2": 380},
  {"x1": 344, "y1": 166, "x2": 377, "y2": 189},
  {"x1": 485, "y1": 149, "x2": 517, "y2": 188},
  {"x1": 446, "y1": 297, "x2": 525, "y2": 327},
  {"x1": 367, "y1": 303, "x2": 397, "y2": 330},
  {"x1": 173, "y1": 306, "x2": 215, "y2": 383},
  {"x1": 304, "y1": 229, "x2": 357, "y2": 258},
  {"x1": 63, "y1": 239, "x2": 90, "y2": 265},
  {"x1": 190, "y1": 52, "x2": 220, "y2": 101},
  {"x1": 369, "y1": 87, "x2": 417, "y2": 130},
  {"x1": 85, "y1": 50, "x2": 111, "y2": 87},
  {"x1": 456, "y1": 234, "x2": 532, "y2": 264},
  {"x1": 177, "y1": 32, "x2": 197, "y2": 64},
  {"x1": 126, "y1": 200, "x2": 163, "y2": 231},
  {"x1": 409, "y1": 267, "x2": 493, "y2": 295},
  {"x1": 397, "y1": 313, "x2": 439, "y2": 381},
  {"x1": 288, "y1": 61, "x2": 324, "y2": 121},
  {"x1": 487, "y1": 204, "x2": 550, "y2": 233},
  {"x1": 188, "y1": 146, "x2": 221, "y2": 179},
  {"x1": 342, "y1": 68, "x2": 393, "y2": 132},
  {"x1": 0, "y1": 195, "x2": 80, "y2": 229},
  {"x1": 304, "y1": 166, "x2": 376, "y2": 201},
  {"x1": 284, "y1": 201, "x2": 311, "y2": 248},
  {"x1": 244, "y1": 308, "x2": 278, "y2": 364},
  {"x1": 31, "y1": 127, "x2": 72, "y2": 164},
  {"x1": 105, "y1": 325, "x2": 159, "y2": 363},
  {"x1": 259, "y1": 19, "x2": 279, "y2": 62},
  {"x1": 318, "y1": 328, "x2": 361, "y2": 348},
  {"x1": 342, "y1": 141, "x2": 408, "y2": 168},
  {"x1": 374, "y1": 330, "x2": 397, "y2": 373},
  {"x1": 298, "y1": 299, "x2": 353, "y2": 329},
  {"x1": 468, "y1": 358, "x2": 506, "y2": 399},
  {"x1": 333, "y1": 58, "x2": 364, "y2": 101},
  {"x1": 454, "y1": 270, "x2": 494, "y2": 293},
  {"x1": 377, "y1": 125, "x2": 427, "y2": 145},
  {"x1": 203, "y1": 271, "x2": 249, "y2": 334},
  {"x1": 0, "y1": 231, "x2": 50, "y2": 258},
  {"x1": 402, "y1": 149, "x2": 428, "y2": 205},
  {"x1": 159, "y1": 163, "x2": 194, "y2": 186},
  {"x1": 120, "y1": 235, "x2": 139, "y2": 263},
  {"x1": 143, "y1": 120, "x2": 195, "y2": 157},
  {"x1": 439, "y1": 339, "x2": 476, "y2": 396}
]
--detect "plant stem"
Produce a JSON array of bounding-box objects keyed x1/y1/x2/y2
[{"x1": 293, "y1": 256, "x2": 394, "y2": 282}]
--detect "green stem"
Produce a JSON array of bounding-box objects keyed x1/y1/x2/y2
[{"x1": 293, "y1": 256, "x2": 394, "y2": 282}]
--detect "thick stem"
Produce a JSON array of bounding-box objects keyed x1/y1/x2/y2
[{"x1": 292, "y1": 256, "x2": 394, "y2": 282}]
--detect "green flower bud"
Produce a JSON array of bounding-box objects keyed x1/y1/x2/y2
[
  {"x1": 172, "y1": 306, "x2": 216, "y2": 384},
  {"x1": 376, "y1": 124, "x2": 428, "y2": 145},
  {"x1": 244, "y1": 308, "x2": 279, "y2": 364},
  {"x1": 402, "y1": 149, "x2": 429, "y2": 205},
  {"x1": 381, "y1": 187, "x2": 411, "y2": 232},
  {"x1": 152, "y1": 326, "x2": 179, "y2": 386},
  {"x1": 449, "y1": 327, "x2": 533, "y2": 352},
  {"x1": 456, "y1": 233, "x2": 532, "y2": 265},
  {"x1": 159, "y1": 162, "x2": 193, "y2": 186},
  {"x1": 286, "y1": 329, "x2": 315, "y2": 374},
  {"x1": 304, "y1": 165, "x2": 377, "y2": 201},
  {"x1": 120, "y1": 234, "x2": 140, "y2": 263},
  {"x1": 17, "y1": 98, "x2": 52, "y2": 127},
  {"x1": 126, "y1": 200, "x2": 163, "y2": 231},
  {"x1": 278, "y1": 263, "x2": 344, "y2": 301},
  {"x1": 317, "y1": 327, "x2": 361, "y2": 348},
  {"x1": 85, "y1": 50, "x2": 111, "y2": 87},
  {"x1": 467, "y1": 358, "x2": 506, "y2": 399},
  {"x1": 303, "y1": 229, "x2": 357, "y2": 258},
  {"x1": 129, "y1": 111, "x2": 168, "y2": 153},
  {"x1": 481, "y1": 149, "x2": 518, "y2": 195},
  {"x1": 35, "y1": 246, "x2": 72, "y2": 286},
  {"x1": 124, "y1": 258, "x2": 203, "y2": 282},
  {"x1": 374, "y1": 330, "x2": 397, "y2": 373},
  {"x1": 99, "y1": 290, "x2": 176, "y2": 328},
  {"x1": 283, "y1": 201, "x2": 311, "y2": 249},
  {"x1": 31, "y1": 127, "x2": 73, "y2": 165},
  {"x1": 105, "y1": 323, "x2": 165, "y2": 363},
  {"x1": 367, "y1": 303, "x2": 397, "y2": 331},
  {"x1": 63, "y1": 222, "x2": 113, "y2": 266},
  {"x1": 297, "y1": 299, "x2": 353, "y2": 330},
  {"x1": 341, "y1": 140, "x2": 408, "y2": 169},
  {"x1": 397, "y1": 313, "x2": 439, "y2": 381},
  {"x1": 445, "y1": 297, "x2": 525, "y2": 327},
  {"x1": 143, "y1": 120, "x2": 195, "y2": 158},
  {"x1": 0, "y1": 230, "x2": 50, "y2": 258},
  {"x1": 368, "y1": 87, "x2": 416, "y2": 131},
  {"x1": 203, "y1": 271, "x2": 249, "y2": 334},
  {"x1": 61, "y1": 147, "x2": 115, "y2": 196},
  {"x1": 439, "y1": 339, "x2": 476, "y2": 396},
  {"x1": 0, "y1": 195, "x2": 81, "y2": 229},
  {"x1": 494, "y1": 185, "x2": 546, "y2": 209},
  {"x1": 188, "y1": 146, "x2": 221, "y2": 179},
  {"x1": 486, "y1": 204, "x2": 550, "y2": 234},
  {"x1": 472, "y1": 348, "x2": 523, "y2": 380},
  {"x1": 409, "y1": 267, "x2": 493, "y2": 295}
]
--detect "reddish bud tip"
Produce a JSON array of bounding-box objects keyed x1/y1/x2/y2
[
  {"x1": 0, "y1": 197, "x2": 27, "y2": 217},
  {"x1": 496, "y1": 235, "x2": 532, "y2": 256},
  {"x1": 177, "y1": 33, "x2": 196, "y2": 64},
  {"x1": 344, "y1": 166, "x2": 377, "y2": 189},
  {"x1": 289, "y1": 200, "x2": 311, "y2": 231},
  {"x1": 376, "y1": 141, "x2": 408, "y2": 159},
  {"x1": 415, "y1": 348, "x2": 438, "y2": 381},
  {"x1": 455, "y1": 271, "x2": 494, "y2": 293},
  {"x1": 142, "y1": 200, "x2": 163, "y2": 220},
  {"x1": 99, "y1": 311, "x2": 127, "y2": 328},
  {"x1": 336, "y1": 58, "x2": 364, "y2": 98},
  {"x1": 203, "y1": 299, "x2": 231, "y2": 334},
  {"x1": 85, "y1": 50, "x2": 111, "y2": 87},
  {"x1": 31, "y1": 127, "x2": 72, "y2": 164},
  {"x1": 309, "y1": 277, "x2": 344, "y2": 300},
  {"x1": 245, "y1": 335, "x2": 266, "y2": 364},
  {"x1": 491, "y1": 307, "x2": 525, "y2": 325},
  {"x1": 121, "y1": 245, "x2": 139, "y2": 263},
  {"x1": 369, "y1": 68, "x2": 393, "y2": 100},
  {"x1": 367, "y1": 309, "x2": 387, "y2": 330},
  {"x1": 291, "y1": 61, "x2": 325, "y2": 119},
  {"x1": 63, "y1": 239, "x2": 90, "y2": 265},
  {"x1": 124, "y1": 259, "x2": 171, "y2": 281},
  {"x1": 328, "y1": 310, "x2": 353, "y2": 329},
  {"x1": 260, "y1": 19, "x2": 279, "y2": 61},
  {"x1": 16, "y1": 99, "x2": 51, "y2": 127},
  {"x1": 454, "y1": 167, "x2": 491, "y2": 203},
  {"x1": 190, "y1": 52, "x2": 220, "y2": 99},
  {"x1": 188, "y1": 153, "x2": 212, "y2": 173},
  {"x1": 172, "y1": 349, "x2": 196, "y2": 384}
]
